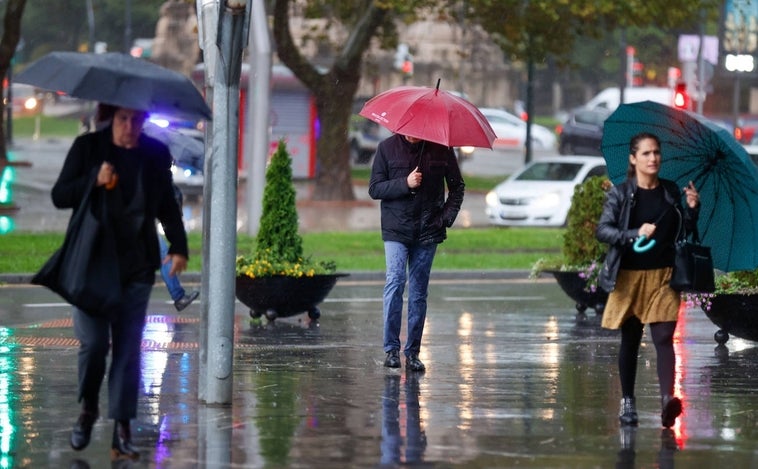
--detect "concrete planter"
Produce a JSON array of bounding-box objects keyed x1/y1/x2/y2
[
  {"x1": 548, "y1": 270, "x2": 608, "y2": 316},
  {"x1": 703, "y1": 293, "x2": 758, "y2": 344}
]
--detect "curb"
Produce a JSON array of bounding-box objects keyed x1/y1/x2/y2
[{"x1": 0, "y1": 270, "x2": 532, "y2": 286}]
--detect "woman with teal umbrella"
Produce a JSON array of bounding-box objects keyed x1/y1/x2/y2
[{"x1": 596, "y1": 132, "x2": 700, "y2": 429}]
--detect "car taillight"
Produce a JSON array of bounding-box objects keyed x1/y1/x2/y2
[
  {"x1": 555, "y1": 124, "x2": 563, "y2": 135},
  {"x1": 735, "y1": 127, "x2": 743, "y2": 141}
]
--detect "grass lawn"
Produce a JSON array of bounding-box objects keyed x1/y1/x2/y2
[{"x1": 0, "y1": 227, "x2": 564, "y2": 275}]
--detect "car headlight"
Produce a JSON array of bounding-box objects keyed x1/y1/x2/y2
[
  {"x1": 485, "y1": 190, "x2": 500, "y2": 206},
  {"x1": 533, "y1": 192, "x2": 561, "y2": 209},
  {"x1": 23, "y1": 97, "x2": 38, "y2": 111},
  {"x1": 459, "y1": 146, "x2": 475, "y2": 155}
]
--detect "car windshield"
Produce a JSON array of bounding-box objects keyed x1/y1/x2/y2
[{"x1": 516, "y1": 162, "x2": 583, "y2": 182}]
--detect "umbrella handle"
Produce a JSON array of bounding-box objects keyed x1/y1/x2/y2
[{"x1": 633, "y1": 235, "x2": 656, "y2": 253}]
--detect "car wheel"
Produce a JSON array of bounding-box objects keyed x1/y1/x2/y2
[{"x1": 559, "y1": 141, "x2": 573, "y2": 155}]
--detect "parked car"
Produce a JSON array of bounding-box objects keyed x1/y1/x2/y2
[
  {"x1": 348, "y1": 119, "x2": 393, "y2": 165},
  {"x1": 557, "y1": 107, "x2": 610, "y2": 156},
  {"x1": 485, "y1": 155, "x2": 608, "y2": 227},
  {"x1": 4, "y1": 83, "x2": 43, "y2": 117},
  {"x1": 478, "y1": 107, "x2": 556, "y2": 150},
  {"x1": 741, "y1": 136, "x2": 758, "y2": 167}
]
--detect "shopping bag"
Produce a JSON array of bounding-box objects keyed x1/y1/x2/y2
[{"x1": 32, "y1": 182, "x2": 122, "y2": 316}]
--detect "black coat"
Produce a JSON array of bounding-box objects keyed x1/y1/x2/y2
[
  {"x1": 368, "y1": 134, "x2": 465, "y2": 244},
  {"x1": 595, "y1": 177, "x2": 698, "y2": 293},
  {"x1": 51, "y1": 126, "x2": 188, "y2": 284}
]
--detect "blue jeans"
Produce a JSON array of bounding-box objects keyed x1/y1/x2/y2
[
  {"x1": 383, "y1": 241, "x2": 437, "y2": 357},
  {"x1": 159, "y1": 234, "x2": 185, "y2": 301}
]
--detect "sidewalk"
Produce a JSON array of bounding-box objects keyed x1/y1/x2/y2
[{"x1": 1, "y1": 275, "x2": 757, "y2": 468}]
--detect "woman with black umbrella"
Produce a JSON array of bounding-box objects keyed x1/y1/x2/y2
[{"x1": 52, "y1": 104, "x2": 189, "y2": 461}]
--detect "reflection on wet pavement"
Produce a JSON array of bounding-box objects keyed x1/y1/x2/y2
[{"x1": 2, "y1": 278, "x2": 758, "y2": 467}]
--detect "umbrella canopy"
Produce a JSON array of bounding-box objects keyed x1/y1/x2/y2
[
  {"x1": 358, "y1": 80, "x2": 496, "y2": 149},
  {"x1": 601, "y1": 100, "x2": 758, "y2": 272},
  {"x1": 15, "y1": 51, "x2": 211, "y2": 121},
  {"x1": 142, "y1": 122, "x2": 204, "y2": 169}
]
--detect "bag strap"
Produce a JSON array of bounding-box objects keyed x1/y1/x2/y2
[{"x1": 673, "y1": 204, "x2": 701, "y2": 244}]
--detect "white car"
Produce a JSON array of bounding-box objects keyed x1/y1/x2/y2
[
  {"x1": 479, "y1": 107, "x2": 557, "y2": 150},
  {"x1": 485, "y1": 155, "x2": 607, "y2": 227}
]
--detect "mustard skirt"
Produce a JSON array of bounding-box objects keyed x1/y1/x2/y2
[{"x1": 601, "y1": 267, "x2": 681, "y2": 330}]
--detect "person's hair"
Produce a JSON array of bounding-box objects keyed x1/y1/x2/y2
[
  {"x1": 627, "y1": 132, "x2": 661, "y2": 178},
  {"x1": 95, "y1": 103, "x2": 118, "y2": 124}
]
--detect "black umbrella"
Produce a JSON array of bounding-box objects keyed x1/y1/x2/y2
[{"x1": 15, "y1": 51, "x2": 211, "y2": 121}]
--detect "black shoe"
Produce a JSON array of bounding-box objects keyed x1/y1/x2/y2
[
  {"x1": 384, "y1": 350, "x2": 401, "y2": 368},
  {"x1": 174, "y1": 290, "x2": 199, "y2": 311},
  {"x1": 619, "y1": 397, "x2": 638, "y2": 426},
  {"x1": 661, "y1": 395, "x2": 682, "y2": 428},
  {"x1": 407, "y1": 355, "x2": 426, "y2": 372},
  {"x1": 70, "y1": 410, "x2": 98, "y2": 451},
  {"x1": 111, "y1": 420, "x2": 140, "y2": 461}
]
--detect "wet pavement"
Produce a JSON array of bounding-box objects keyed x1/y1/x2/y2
[{"x1": 1, "y1": 276, "x2": 758, "y2": 468}]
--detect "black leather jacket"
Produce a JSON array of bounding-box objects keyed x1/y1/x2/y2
[
  {"x1": 368, "y1": 134, "x2": 465, "y2": 245},
  {"x1": 596, "y1": 178, "x2": 698, "y2": 292}
]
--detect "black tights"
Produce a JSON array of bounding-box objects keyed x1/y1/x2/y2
[{"x1": 619, "y1": 316, "x2": 677, "y2": 398}]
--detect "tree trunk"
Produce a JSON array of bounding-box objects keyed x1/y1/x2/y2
[
  {"x1": 310, "y1": 78, "x2": 358, "y2": 201},
  {"x1": 0, "y1": 0, "x2": 28, "y2": 166}
]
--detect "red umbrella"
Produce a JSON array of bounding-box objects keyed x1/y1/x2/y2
[{"x1": 358, "y1": 80, "x2": 496, "y2": 149}]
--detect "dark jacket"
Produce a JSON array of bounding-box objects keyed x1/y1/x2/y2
[
  {"x1": 51, "y1": 126, "x2": 188, "y2": 284},
  {"x1": 368, "y1": 134, "x2": 465, "y2": 244},
  {"x1": 595, "y1": 177, "x2": 698, "y2": 293}
]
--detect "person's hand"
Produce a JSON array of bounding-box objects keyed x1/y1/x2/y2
[
  {"x1": 166, "y1": 254, "x2": 188, "y2": 277},
  {"x1": 683, "y1": 181, "x2": 700, "y2": 208},
  {"x1": 97, "y1": 161, "x2": 118, "y2": 189},
  {"x1": 407, "y1": 166, "x2": 422, "y2": 190},
  {"x1": 638, "y1": 222, "x2": 656, "y2": 238}
]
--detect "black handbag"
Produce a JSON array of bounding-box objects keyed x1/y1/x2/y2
[
  {"x1": 669, "y1": 208, "x2": 715, "y2": 293},
  {"x1": 32, "y1": 179, "x2": 122, "y2": 316}
]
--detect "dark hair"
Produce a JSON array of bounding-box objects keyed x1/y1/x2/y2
[
  {"x1": 627, "y1": 132, "x2": 661, "y2": 178},
  {"x1": 95, "y1": 103, "x2": 118, "y2": 123}
]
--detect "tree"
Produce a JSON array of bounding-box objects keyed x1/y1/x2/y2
[
  {"x1": 0, "y1": 0, "x2": 27, "y2": 169},
  {"x1": 272, "y1": 0, "x2": 436, "y2": 201}
]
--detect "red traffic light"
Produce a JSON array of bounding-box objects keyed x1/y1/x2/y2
[{"x1": 673, "y1": 83, "x2": 689, "y2": 110}]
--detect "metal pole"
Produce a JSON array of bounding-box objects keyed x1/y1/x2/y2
[
  {"x1": 124, "y1": 0, "x2": 133, "y2": 54},
  {"x1": 195, "y1": 0, "x2": 219, "y2": 403},
  {"x1": 245, "y1": 0, "x2": 271, "y2": 235},
  {"x1": 205, "y1": 0, "x2": 250, "y2": 405}
]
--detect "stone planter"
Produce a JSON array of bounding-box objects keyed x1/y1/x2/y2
[
  {"x1": 702, "y1": 293, "x2": 758, "y2": 344},
  {"x1": 235, "y1": 273, "x2": 349, "y2": 322},
  {"x1": 548, "y1": 270, "x2": 608, "y2": 315}
]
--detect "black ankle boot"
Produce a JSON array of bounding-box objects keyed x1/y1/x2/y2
[
  {"x1": 111, "y1": 420, "x2": 140, "y2": 461},
  {"x1": 661, "y1": 395, "x2": 682, "y2": 428},
  {"x1": 70, "y1": 410, "x2": 99, "y2": 451},
  {"x1": 619, "y1": 397, "x2": 638, "y2": 426}
]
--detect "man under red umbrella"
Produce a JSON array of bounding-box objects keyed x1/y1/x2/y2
[{"x1": 369, "y1": 133, "x2": 465, "y2": 372}]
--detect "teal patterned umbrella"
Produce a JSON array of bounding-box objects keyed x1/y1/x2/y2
[{"x1": 601, "y1": 100, "x2": 758, "y2": 272}]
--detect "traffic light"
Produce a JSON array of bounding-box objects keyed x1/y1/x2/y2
[
  {"x1": 401, "y1": 58, "x2": 414, "y2": 77},
  {"x1": 673, "y1": 82, "x2": 690, "y2": 110}
]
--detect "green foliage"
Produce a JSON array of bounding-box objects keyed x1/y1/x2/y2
[
  {"x1": 715, "y1": 269, "x2": 758, "y2": 295},
  {"x1": 237, "y1": 139, "x2": 336, "y2": 278},
  {"x1": 562, "y1": 176, "x2": 610, "y2": 266},
  {"x1": 466, "y1": 0, "x2": 720, "y2": 64},
  {"x1": 256, "y1": 140, "x2": 303, "y2": 263}
]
